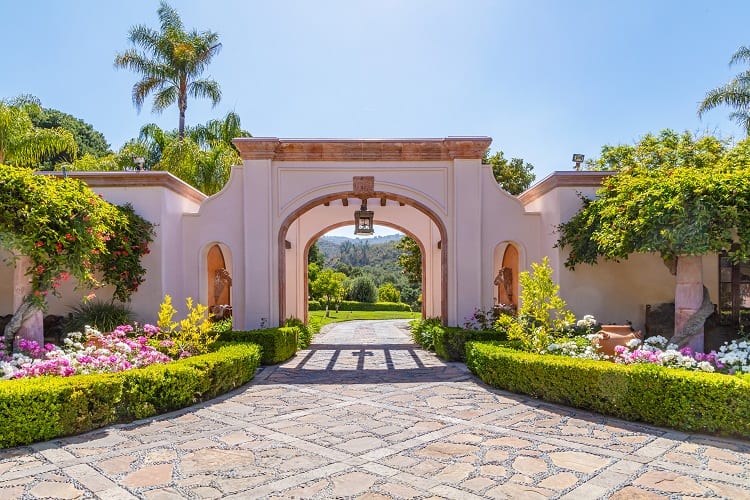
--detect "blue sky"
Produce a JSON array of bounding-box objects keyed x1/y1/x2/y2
[{"x1": 2, "y1": 0, "x2": 748, "y2": 189}]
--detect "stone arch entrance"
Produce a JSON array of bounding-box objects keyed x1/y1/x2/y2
[
  {"x1": 180, "y1": 137, "x2": 543, "y2": 330},
  {"x1": 278, "y1": 191, "x2": 447, "y2": 324}
]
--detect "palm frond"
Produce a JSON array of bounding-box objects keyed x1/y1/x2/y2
[
  {"x1": 730, "y1": 46, "x2": 750, "y2": 66},
  {"x1": 153, "y1": 86, "x2": 178, "y2": 112},
  {"x1": 697, "y1": 82, "x2": 750, "y2": 116},
  {"x1": 132, "y1": 77, "x2": 164, "y2": 111},
  {"x1": 188, "y1": 80, "x2": 221, "y2": 106}
]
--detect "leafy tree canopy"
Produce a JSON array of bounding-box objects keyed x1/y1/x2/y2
[
  {"x1": 24, "y1": 100, "x2": 111, "y2": 164},
  {"x1": 395, "y1": 236, "x2": 421, "y2": 284},
  {"x1": 585, "y1": 129, "x2": 727, "y2": 171},
  {"x1": 310, "y1": 269, "x2": 347, "y2": 307},
  {"x1": 0, "y1": 167, "x2": 155, "y2": 309},
  {"x1": 557, "y1": 130, "x2": 750, "y2": 269},
  {"x1": 347, "y1": 275, "x2": 377, "y2": 303},
  {"x1": 485, "y1": 150, "x2": 536, "y2": 195},
  {"x1": 0, "y1": 99, "x2": 77, "y2": 167}
]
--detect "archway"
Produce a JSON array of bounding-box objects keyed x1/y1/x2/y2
[
  {"x1": 302, "y1": 220, "x2": 428, "y2": 323},
  {"x1": 278, "y1": 191, "x2": 447, "y2": 325}
]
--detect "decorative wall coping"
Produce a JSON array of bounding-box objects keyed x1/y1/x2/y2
[
  {"x1": 42, "y1": 171, "x2": 207, "y2": 205},
  {"x1": 518, "y1": 171, "x2": 616, "y2": 205},
  {"x1": 233, "y1": 137, "x2": 493, "y2": 161}
]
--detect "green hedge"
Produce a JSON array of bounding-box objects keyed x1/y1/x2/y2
[
  {"x1": 433, "y1": 328, "x2": 505, "y2": 361},
  {"x1": 221, "y1": 327, "x2": 298, "y2": 364},
  {"x1": 308, "y1": 300, "x2": 411, "y2": 312},
  {"x1": 0, "y1": 343, "x2": 261, "y2": 448},
  {"x1": 466, "y1": 341, "x2": 750, "y2": 438}
]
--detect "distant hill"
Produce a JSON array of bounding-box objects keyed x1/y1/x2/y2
[
  {"x1": 317, "y1": 234, "x2": 404, "y2": 269},
  {"x1": 320, "y1": 234, "x2": 403, "y2": 245}
]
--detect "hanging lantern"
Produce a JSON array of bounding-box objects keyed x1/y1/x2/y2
[{"x1": 354, "y1": 199, "x2": 374, "y2": 235}]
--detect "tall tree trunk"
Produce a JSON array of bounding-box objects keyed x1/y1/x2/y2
[
  {"x1": 8, "y1": 256, "x2": 44, "y2": 348},
  {"x1": 673, "y1": 255, "x2": 707, "y2": 351},
  {"x1": 4, "y1": 299, "x2": 42, "y2": 348}
]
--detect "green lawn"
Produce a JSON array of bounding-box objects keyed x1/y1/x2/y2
[{"x1": 308, "y1": 309, "x2": 421, "y2": 329}]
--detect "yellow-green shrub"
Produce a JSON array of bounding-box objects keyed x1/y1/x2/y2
[{"x1": 157, "y1": 295, "x2": 218, "y2": 356}]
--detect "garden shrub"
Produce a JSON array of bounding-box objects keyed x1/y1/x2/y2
[
  {"x1": 433, "y1": 327, "x2": 506, "y2": 361},
  {"x1": 157, "y1": 295, "x2": 218, "y2": 356},
  {"x1": 348, "y1": 276, "x2": 378, "y2": 303},
  {"x1": 221, "y1": 327, "x2": 298, "y2": 364},
  {"x1": 334, "y1": 301, "x2": 412, "y2": 312},
  {"x1": 0, "y1": 342, "x2": 261, "y2": 448},
  {"x1": 496, "y1": 257, "x2": 575, "y2": 353},
  {"x1": 63, "y1": 300, "x2": 134, "y2": 334},
  {"x1": 409, "y1": 317, "x2": 443, "y2": 351},
  {"x1": 285, "y1": 317, "x2": 314, "y2": 349},
  {"x1": 466, "y1": 341, "x2": 750, "y2": 438},
  {"x1": 308, "y1": 300, "x2": 411, "y2": 312},
  {"x1": 308, "y1": 300, "x2": 322, "y2": 311}
]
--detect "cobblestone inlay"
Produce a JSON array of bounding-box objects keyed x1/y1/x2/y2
[{"x1": 1, "y1": 319, "x2": 748, "y2": 499}]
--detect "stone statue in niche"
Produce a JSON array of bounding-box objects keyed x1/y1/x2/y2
[
  {"x1": 210, "y1": 268, "x2": 233, "y2": 320},
  {"x1": 494, "y1": 267, "x2": 513, "y2": 304}
]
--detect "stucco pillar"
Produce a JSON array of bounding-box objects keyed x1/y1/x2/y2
[
  {"x1": 451, "y1": 158, "x2": 483, "y2": 325},
  {"x1": 674, "y1": 255, "x2": 704, "y2": 352},
  {"x1": 12, "y1": 256, "x2": 44, "y2": 347},
  {"x1": 244, "y1": 158, "x2": 275, "y2": 328}
]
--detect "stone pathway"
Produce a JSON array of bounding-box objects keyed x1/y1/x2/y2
[{"x1": 1, "y1": 319, "x2": 749, "y2": 499}]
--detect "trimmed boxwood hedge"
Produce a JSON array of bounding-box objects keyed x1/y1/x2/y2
[
  {"x1": 221, "y1": 327, "x2": 298, "y2": 364},
  {"x1": 0, "y1": 342, "x2": 262, "y2": 448},
  {"x1": 433, "y1": 328, "x2": 505, "y2": 361},
  {"x1": 308, "y1": 300, "x2": 411, "y2": 312},
  {"x1": 466, "y1": 341, "x2": 750, "y2": 438}
]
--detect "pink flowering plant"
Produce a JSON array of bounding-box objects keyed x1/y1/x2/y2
[
  {"x1": 613, "y1": 336, "x2": 720, "y2": 373},
  {"x1": 0, "y1": 324, "x2": 171, "y2": 380}
]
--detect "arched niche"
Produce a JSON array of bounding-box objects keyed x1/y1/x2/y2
[
  {"x1": 205, "y1": 243, "x2": 233, "y2": 309},
  {"x1": 493, "y1": 242, "x2": 520, "y2": 308}
]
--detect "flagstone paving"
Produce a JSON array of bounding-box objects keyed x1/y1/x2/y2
[{"x1": 1, "y1": 319, "x2": 749, "y2": 499}]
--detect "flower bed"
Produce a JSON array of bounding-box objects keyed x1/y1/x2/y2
[
  {"x1": 0, "y1": 342, "x2": 262, "y2": 448},
  {"x1": 1, "y1": 325, "x2": 172, "y2": 379},
  {"x1": 466, "y1": 341, "x2": 750, "y2": 438}
]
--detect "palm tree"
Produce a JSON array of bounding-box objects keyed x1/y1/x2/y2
[
  {"x1": 0, "y1": 100, "x2": 77, "y2": 167},
  {"x1": 114, "y1": 1, "x2": 222, "y2": 139},
  {"x1": 698, "y1": 46, "x2": 750, "y2": 135},
  {"x1": 190, "y1": 111, "x2": 251, "y2": 153}
]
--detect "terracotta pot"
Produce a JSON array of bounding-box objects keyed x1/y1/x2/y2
[{"x1": 593, "y1": 325, "x2": 643, "y2": 357}]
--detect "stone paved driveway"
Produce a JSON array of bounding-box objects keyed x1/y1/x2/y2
[{"x1": 1, "y1": 320, "x2": 749, "y2": 499}]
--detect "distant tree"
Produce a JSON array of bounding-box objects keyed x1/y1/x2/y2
[
  {"x1": 348, "y1": 275, "x2": 378, "y2": 303},
  {"x1": 485, "y1": 150, "x2": 535, "y2": 195},
  {"x1": 395, "y1": 236, "x2": 421, "y2": 284},
  {"x1": 377, "y1": 282, "x2": 401, "y2": 303},
  {"x1": 308, "y1": 241, "x2": 326, "y2": 267},
  {"x1": 698, "y1": 45, "x2": 750, "y2": 135},
  {"x1": 30, "y1": 106, "x2": 111, "y2": 164},
  {"x1": 310, "y1": 269, "x2": 347, "y2": 315},
  {"x1": 114, "y1": 1, "x2": 222, "y2": 138},
  {"x1": 0, "y1": 99, "x2": 77, "y2": 167}
]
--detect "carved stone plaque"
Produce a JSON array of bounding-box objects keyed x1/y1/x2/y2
[{"x1": 353, "y1": 176, "x2": 375, "y2": 196}]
